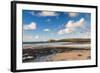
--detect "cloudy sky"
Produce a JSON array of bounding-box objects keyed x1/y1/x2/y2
[{"x1": 22, "y1": 10, "x2": 91, "y2": 42}]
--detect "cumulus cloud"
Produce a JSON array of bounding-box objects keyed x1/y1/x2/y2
[
  {"x1": 58, "y1": 18, "x2": 85, "y2": 34},
  {"x1": 43, "y1": 28, "x2": 50, "y2": 32},
  {"x1": 58, "y1": 28, "x2": 73, "y2": 34},
  {"x1": 23, "y1": 22, "x2": 37, "y2": 30},
  {"x1": 38, "y1": 11, "x2": 58, "y2": 16},
  {"x1": 68, "y1": 12, "x2": 78, "y2": 17},
  {"x1": 66, "y1": 18, "x2": 84, "y2": 28}
]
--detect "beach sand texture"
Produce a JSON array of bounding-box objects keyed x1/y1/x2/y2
[{"x1": 49, "y1": 50, "x2": 90, "y2": 61}]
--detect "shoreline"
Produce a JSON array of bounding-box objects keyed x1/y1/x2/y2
[{"x1": 23, "y1": 47, "x2": 91, "y2": 63}]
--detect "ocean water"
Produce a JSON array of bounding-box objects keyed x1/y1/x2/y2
[{"x1": 23, "y1": 42, "x2": 90, "y2": 49}]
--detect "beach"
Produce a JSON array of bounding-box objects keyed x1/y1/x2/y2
[
  {"x1": 22, "y1": 42, "x2": 91, "y2": 62},
  {"x1": 47, "y1": 50, "x2": 90, "y2": 61}
]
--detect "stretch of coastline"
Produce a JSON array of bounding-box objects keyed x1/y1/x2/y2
[{"x1": 22, "y1": 42, "x2": 91, "y2": 62}]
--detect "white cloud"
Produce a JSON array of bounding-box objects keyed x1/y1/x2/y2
[
  {"x1": 23, "y1": 22, "x2": 37, "y2": 30},
  {"x1": 30, "y1": 11, "x2": 35, "y2": 15},
  {"x1": 23, "y1": 35, "x2": 33, "y2": 42},
  {"x1": 65, "y1": 20, "x2": 73, "y2": 28},
  {"x1": 58, "y1": 18, "x2": 85, "y2": 34},
  {"x1": 83, "y1": 32, "x2": 91, "y2": 38},
  {"x1": 68, "y1": 12, "x2": 78, "y2": 17},
  {"x1": 23, "y1": 35, "x2": 33, "y2": 39},
  {"x1": 23, "y1": 35, "x2": 40, "y2": 42},
  {"x1": 75, "y1": 18, "x2": 85, "y2": 27},
  {"x1": 43, "y1": 29, "x2": 50, "y2": 32},
  {"x1": 58, "y1": 28, "x2": 74, "y2": 34},
  {"x1": 38, "y1": 11, "x2": 58, "y2": 16},
  {"x1": 34, "y1": 35, "x2": 39, "y2": 39},
  {"x1": 66, "y1": 18, "x2": 84, "y2": 28}
]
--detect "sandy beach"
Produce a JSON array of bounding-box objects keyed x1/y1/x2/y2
[
  {"x1": 49, "y1": 50, "x2": 91, "y2": 61},
  {"x1": 23, "y1": 42, "x2": 91, "y2": 62}
]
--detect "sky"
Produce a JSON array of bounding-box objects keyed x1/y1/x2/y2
[{"x1": 22, "y1": 10, "x2": 91, "y2": 42}]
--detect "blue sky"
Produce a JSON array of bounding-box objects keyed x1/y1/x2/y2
[{"x1": 22, "y1": 10, "x2": 91, "y2": 42}]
